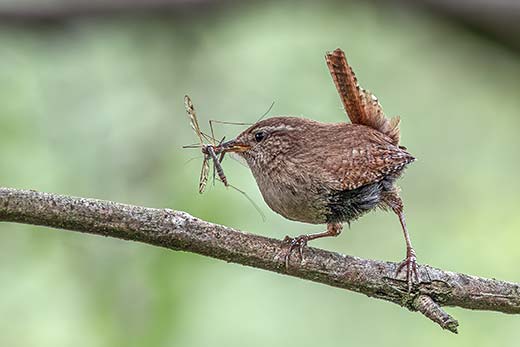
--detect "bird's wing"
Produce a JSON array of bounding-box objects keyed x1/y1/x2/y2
[
  {"x1": 325, "y1": 48, "x2": 401, "y2": 146},
  {"x1": 320, "y1": 137, "x2": 414, "y2": 191}
]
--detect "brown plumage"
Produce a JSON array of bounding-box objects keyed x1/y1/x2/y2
[
  {"x1": 221, "y1": 48, "x2": 418, "y2": 289},
  {"x1": 325, "y1": 48, "x2": 401, "y2": 145}
]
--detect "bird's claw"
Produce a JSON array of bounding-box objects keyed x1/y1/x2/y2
[
  {"x1": 395, "y1": 248, "x2": 419, "y2": 292},
  {"x1": 283, "y1": 235, "x2": 309, "y2": 269}
]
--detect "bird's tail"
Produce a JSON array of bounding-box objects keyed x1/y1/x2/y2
[{"x1": 325, "y1": 48, "x2": 400, "y2": 145}]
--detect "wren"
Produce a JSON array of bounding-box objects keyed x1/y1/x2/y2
[{"x1": 221, "y1": 49, "x2": 418, "y2": 289}]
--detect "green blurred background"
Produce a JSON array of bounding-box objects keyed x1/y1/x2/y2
[{"x1": 1, "y1": 1, "x2": 519, "y2": 346}]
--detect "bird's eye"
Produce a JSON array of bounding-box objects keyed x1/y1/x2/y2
[{"x1": 254, "y1": 131, "x2": 267, "y2": 143}]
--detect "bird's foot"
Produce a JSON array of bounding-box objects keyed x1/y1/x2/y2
[
  {"x1": 395, "y1": 247, "x2": 419, "y2": 292},
  {"x1": 282, "y1": 234, "x2": 309, "y2": 269}
]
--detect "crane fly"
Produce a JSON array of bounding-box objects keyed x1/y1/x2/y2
[
  {"x1": 181, "y1": 95, "x2": 267, "y2": 221},
  {"x1": 183, "y1": 95, "x2": 228, "y2": 193}
]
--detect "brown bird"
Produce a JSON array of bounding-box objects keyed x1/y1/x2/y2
[{"x1": 221, "y1": 48, "x2": 418, "y2": 289}]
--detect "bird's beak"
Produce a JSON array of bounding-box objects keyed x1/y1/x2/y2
[{"x1": 220, "y1": 139, "x2": 250, "y2": 153}]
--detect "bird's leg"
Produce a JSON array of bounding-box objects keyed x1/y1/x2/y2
[
  {"x1": 393, "y1": 205, "x2": 419, "y2": 292},
  {"x1": 283, "y1": 222, "x2": 343, "y2": 269}
]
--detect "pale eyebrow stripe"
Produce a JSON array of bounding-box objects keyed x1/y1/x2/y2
[{"x1": 256, "y1": 125, "x2": 296, "y2": 133}]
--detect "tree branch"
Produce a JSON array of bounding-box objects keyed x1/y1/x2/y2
[{"x1": 1, "y1": 187, "x2": 519, "y2": 333}]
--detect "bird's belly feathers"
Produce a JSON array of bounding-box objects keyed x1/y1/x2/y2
[
  {"x1": 253, "y1": 169, "x2": 392, "y2": 225},
  {"x1": 253, "y1": 173, "x2": 328, "y2": 224}
]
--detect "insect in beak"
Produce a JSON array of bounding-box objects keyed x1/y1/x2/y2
[{"x1": 221, "y1": 139, "x2": 251, "y2": 153}]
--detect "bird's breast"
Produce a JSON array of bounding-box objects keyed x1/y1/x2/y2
[{"x1": 249, "y1": 162, "x2": 329, "y2": 224}]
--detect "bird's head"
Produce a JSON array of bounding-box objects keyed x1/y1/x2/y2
[{"x1": 221, "y1": 116, "x2": 313, "y2": 169}]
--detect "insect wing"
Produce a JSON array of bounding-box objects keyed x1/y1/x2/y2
[
  {"x1": 184, "y1": 95, "x2": 204, "y2": 145},
  {"x1": 198, "y1": 154, "x2": 210, "y2": 194}
]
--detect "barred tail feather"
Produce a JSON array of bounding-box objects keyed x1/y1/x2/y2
[{"x1": 325, "y1": 48, "x2": 401, "y2": 145}]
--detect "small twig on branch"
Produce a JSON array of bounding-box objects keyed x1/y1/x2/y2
[{"x1": 1, "y1": 187, "x2": 519, "y2": 333}]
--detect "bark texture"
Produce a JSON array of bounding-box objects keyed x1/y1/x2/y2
[{"x1": 1, "y1": 187, "x2": 519, "y2": 333}]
